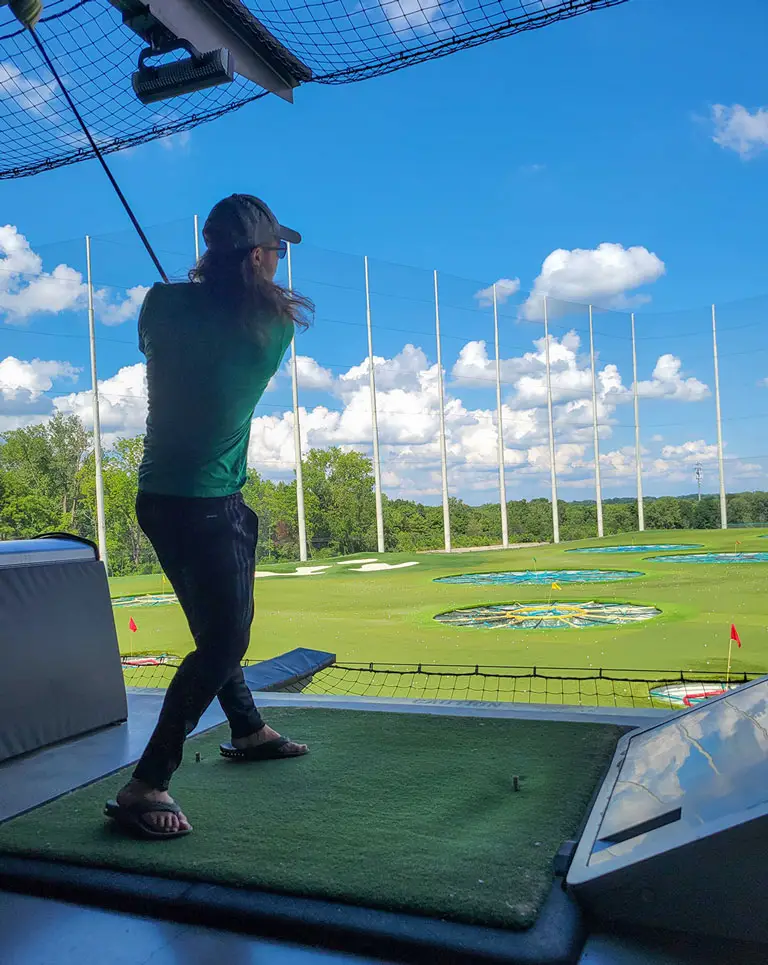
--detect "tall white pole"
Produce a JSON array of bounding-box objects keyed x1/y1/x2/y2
[
  {"x1": 85, "y1": 236, "x2": 108, "y2": 574},
  {"x1": 365, "y1": 257, "x2": 385, "y2": 553},
  {"x1": 493, "y1": 284, "x2": 509, "y2": 548},
  {"x1": 287, "y1": 243, "x2": 308, "y2": 562},
  {"x1": 434, "y1": 270, "x2": 452, "y2": 552},
  {"x1": 193, "y1": 213, "x2": 200, "y2": 263},
  {"x1": 712, "y1": 304, "x2": 728, "y2": 529},
  {"x1": 588, "y1": 305, "x2": 604, "y2": 538},
  {"x1": 631, "y1": 312, "x2": 645, "y2": 532},
  {"x1": 543, "y1": 297, "x2": 560, "y2": 544}
]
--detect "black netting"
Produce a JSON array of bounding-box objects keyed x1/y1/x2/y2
[
  {"x1": 122, "y1": 657, "x2": 762, "y2": 711},
  {"x1": 0, "y1": 0, "x2": 626, "y2": 178}
]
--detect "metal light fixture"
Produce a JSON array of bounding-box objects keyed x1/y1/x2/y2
[
  {"x1": 132, "y1": 39, "x2": 234, "y2": 104},
  {"x1": 109, "y1": 0, "x2": 312, "y2": 104}
]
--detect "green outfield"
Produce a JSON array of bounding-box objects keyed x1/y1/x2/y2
[{"x1": 110, "y1": 528, "x2": 768, "y2": 680}]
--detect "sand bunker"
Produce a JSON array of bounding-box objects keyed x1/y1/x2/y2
[
  {"x1": 254, "y1": 565, "x2": 332, "y2": 578},
  {"x1": 351, "y1": 562, "x2": 420, "y2": 572}
]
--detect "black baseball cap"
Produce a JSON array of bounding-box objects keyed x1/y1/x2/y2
[{"x1": 203, "y1": 194, "x2": 301, "y2": 250}]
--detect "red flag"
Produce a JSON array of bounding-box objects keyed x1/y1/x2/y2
[
  {"x1": 129, "y1": 617, "x2": 138, "y2": 633},
  {"x1": 730, "y1": 624, "x2": 741, "y2": 648}
]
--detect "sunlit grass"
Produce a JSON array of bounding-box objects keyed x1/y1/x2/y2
[{"x1": 110, "y1": 530, "x2": 768, "y2": 682}]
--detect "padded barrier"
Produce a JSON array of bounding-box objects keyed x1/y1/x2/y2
[
  {"x1": 242, "y1": 648, "x2": 336, "y2": 692},
  {"x1": 0, "y1": 536, "x2": 127, "y2": 763}
]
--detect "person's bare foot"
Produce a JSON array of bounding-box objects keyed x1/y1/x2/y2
[
  {"x1": 116, "y1": 779, "x2": 192, "y2": 834},
  {"x1": 232, "y1": 724, "x2": 308, "y2": 757}
]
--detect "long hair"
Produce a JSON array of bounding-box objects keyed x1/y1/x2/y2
[{"x1": 188, "y1": 247, "x2": 314, "y2": 336}]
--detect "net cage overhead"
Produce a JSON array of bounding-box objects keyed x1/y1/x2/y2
[{"x1": 0, "y1": 0, "x2": 627, "y2": 179}]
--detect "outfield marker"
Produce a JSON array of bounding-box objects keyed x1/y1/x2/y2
[{"x1": 727, "y1": 623, "x2": 742, "y2": 684}]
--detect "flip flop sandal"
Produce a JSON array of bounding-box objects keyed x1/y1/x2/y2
[
  {"x1": 104, "y1": 799, "x2": 192, "y2": 840},
  {"x1": 219, "y1": 737, "x2": 308, "y2": 761}
]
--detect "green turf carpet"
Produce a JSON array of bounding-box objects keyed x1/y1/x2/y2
[{"x1": 0, "y1": 709, "x2": 622, "y2": 930}]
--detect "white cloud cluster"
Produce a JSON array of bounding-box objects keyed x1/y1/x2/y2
[
  {"x1": 0, "y1": 62, "x2": 57, "y2": 120},
  {"x1": 475, "y1": 277, "x2": 521, "y2": 307},
  {"x1": 53, "y1": 363, "x2": 148, "y2": 448},
  {"x1": 636, "y1": 355, "x2": 709, "y2": 402},
  {"x1": 0, "y1": 226, "x2": 148, "y2": 325},
  {"x1": 521, "y1": 243, "x2": 666, "y2": 319},
  {"x1": 246, "y1": 329, "x2": 731, "y2": 495},
  {"x1": 711, "y1": 104, "x2": 768, "y2": 159},
  {"x1": 98, "y1": 286, "x2": 150, "y2": 326},
  {"x1": 0, "y1": 356, "x2": 77, "y2": 431},
  {"x1": 0, "y1": 329, "x2": 760, "y2": 498},
  {"x1": 660, "y1": 440, "x2": 718, "y2": 463},
  {"x1": 160, "y1": 130, "x2": 192, "y2": 152},
  {"x1": 380, "y1": 0, "x2": 460, "y2": 35},
  {"x1": 0, "y1": 356, "x2": 78, "y2": 428},
  {"x1": 0, "y1": 224, "x2": 759, "y2": 498}
]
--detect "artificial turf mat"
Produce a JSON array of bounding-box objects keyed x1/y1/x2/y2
[{"x1": 0, "y1": 708, "x2": 622, "y2": 930}]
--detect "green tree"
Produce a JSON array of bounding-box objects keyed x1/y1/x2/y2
[
  {"x1": 80, "y1": 435, "x2": 157, "y2": 575},
  {"x1": 0, "y1": 413, "x2": 91, "y2": 535},
  {"x1": 303, "y1": 447, "x2": 376, "y2": 556}
]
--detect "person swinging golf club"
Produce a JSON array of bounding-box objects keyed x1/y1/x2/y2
[{"x1": 105, "y1": 195, "x2": 313, "y2": 839}]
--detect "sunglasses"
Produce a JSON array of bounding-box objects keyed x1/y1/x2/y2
[{"x1": 261, "y1": 239, "x2": 287, "y2": 260}]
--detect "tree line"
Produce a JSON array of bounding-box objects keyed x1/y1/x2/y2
[{"x1": 1, "y1": 414, "x2": 766, "y2": 574}]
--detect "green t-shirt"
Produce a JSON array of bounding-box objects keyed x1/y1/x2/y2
[{"x1": 137, "y1": 282, "x2": 294, "y2": 498}]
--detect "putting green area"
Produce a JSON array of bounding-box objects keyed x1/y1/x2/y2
[
  {"x1": 0, "y1": 708, "x2": 623, "y2": 930},
  {"x1": 110, "y1": 528, "x2": 768, "y2": 682}
]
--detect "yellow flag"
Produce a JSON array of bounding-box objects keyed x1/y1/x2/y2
[{"x1": 552, "y1": 582, "x2": 561, "y2": 590}]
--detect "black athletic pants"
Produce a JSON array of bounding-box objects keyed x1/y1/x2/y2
[{"x1": 131, "y1": 490, "x2": 265, "y2": 791}]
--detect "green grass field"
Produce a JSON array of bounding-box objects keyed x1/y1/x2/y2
[{"x1": 110, "y1": 528, "x2": 768, "y2": 682}]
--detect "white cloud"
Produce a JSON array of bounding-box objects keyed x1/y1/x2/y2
[
  {"x1": 474, "y1": 277, "x2": 521, "y2": 307},
  {"x1": 636, "y1": 354, "x2": 709, "y2": 402},
  {"x1": 241, "y1": 329, "x2": 721, "y2": 498},
  {"x1": 0, "y1": 62, "x2": 57, "y2": 120},
  {"x1": 0, "y1": 356, "x2": 78, "y2": 399},
  {"x1": 160, "y1": 130, "x2": 192, "y2": 151},
  {"x1": 711, "y1": 104, "x2": 768, "y2": 159},
  {"x1": 338, "y1": 344, "x2": 429, "y2": 395},
  {"x1": 521, "y1": 243, "x2": 665, "y2": 320},
  {"x1": 10, "y1": 324, "x2": 715, "y2": 499},
  {"x1": 295, "y1": 356, "x2": 334, "y2": 391},
  {"x1": 53, "y1": 363, "x2": 147, "y2": 447},
  {"x1": 0, "y1": 226, "x2": 146, "y2": 325},
  {"x1": 380, "y1": 0, "x2": 460, "y2": 35},
  {"x1": 0, "y1": 356, "x2": 78, "y2": 431},
  {"x1": 660, "y1": 440, "x2": 718, "y2": 463},
  {"x1": 96, "y1": 285, "x2": 150, "y2": 326}
]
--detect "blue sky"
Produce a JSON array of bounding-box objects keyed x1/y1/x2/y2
[{"x1": 0, "y1": 0, "x2": 767, "y2": 504}]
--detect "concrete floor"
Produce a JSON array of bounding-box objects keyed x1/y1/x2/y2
[{"x1": 0, "y1": 691, "x2": 760, "y2": 965}]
